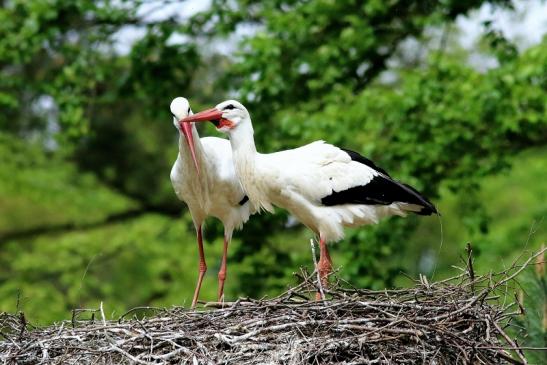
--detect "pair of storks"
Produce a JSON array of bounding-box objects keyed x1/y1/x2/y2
[{"x1": 170, "y1": 97, "x2": 437, "y2": 307}]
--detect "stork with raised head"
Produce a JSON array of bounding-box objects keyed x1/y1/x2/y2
[
  {"x1": 180, "y1": 100, "x2": 437, "y2": 298},
  {"x1": 169, "y1": 97, "x2": 253, "y2": 307}
]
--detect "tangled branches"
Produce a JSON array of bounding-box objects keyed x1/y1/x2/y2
[{"x1": 0, "y1": 248, "x2": 544, "y2": 364}]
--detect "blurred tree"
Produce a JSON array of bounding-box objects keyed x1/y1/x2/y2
[
  {"x1": 1, "y1": 0, "x2": 138, "y2": 136},
  {"x1": 188, "y1": 0, "x2": 511, "y2": 122},
  {"x1": 0, "y1": 0, "x2": 228, "y2": 210}
]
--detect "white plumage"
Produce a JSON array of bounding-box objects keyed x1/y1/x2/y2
[{"x1": 169, "y1": 97, "x2": 253, "y2": 307}]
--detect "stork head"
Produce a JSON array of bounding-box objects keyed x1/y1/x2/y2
[
  {"x1": 179, "y1": 100, "x2": 249, "y2": 134},
  {"x1": 170, "y1": 97, "x2": 200, "y2": 175}
]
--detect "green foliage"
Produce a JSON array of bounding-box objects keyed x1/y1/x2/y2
[
  {"x1": 0, "y1": 133, "x2": 136, "y2": 233},
  {"x1": 512, "y1": 267, "x2": 547, "y2": 364},
  {"x1": 400, "y1": 148, "x2": 547, "y2": 281},
  {"x1": 0, "y1": 213, "x2": 201, "y2": 324},
  {"x1": 193, "y1": 0, "x2": 510, "y2": 122},
  {"x1": 0, "y1": 0, "x2": 141, "y2": 137},
  {"x1": 0, "y1": 0, "x2": 210, "y2": 206}
]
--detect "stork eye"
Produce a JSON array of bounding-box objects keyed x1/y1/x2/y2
[
  {"x1": 187, "y1": 107, "x2": 191, "y2": 114},
  {"x1": 224, "y1": 104, "x2": 236, "y2": 110},
  {"x1": 171, "y1": 112, "x2": 177, "y2": 119}
]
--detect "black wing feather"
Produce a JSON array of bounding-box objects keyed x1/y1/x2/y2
[
  {"x1": 321, "y1": 149, "x2": 437, "y2": 215},
  {"x1": 340, "y1": 148, "x2": 391, "y2": 177}
]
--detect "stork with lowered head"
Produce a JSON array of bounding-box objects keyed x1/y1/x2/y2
[{"x1": 169, "y1": 97, "x2": 253, "y2": 307}]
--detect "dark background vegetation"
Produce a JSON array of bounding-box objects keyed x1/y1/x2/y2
[{"x1": 0, "y1": 0, "x2": 545, "y2": 359}]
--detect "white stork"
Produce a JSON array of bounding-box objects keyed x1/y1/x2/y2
[
  {"x1": 180, "y1": 100, "x2": 437, "y2": 298},
  {"x1": 169, "y1": 97, "x2": 253, "y2": 307}
]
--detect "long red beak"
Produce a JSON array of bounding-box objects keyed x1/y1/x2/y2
[
  {"x1": 179, "y1": 121, "x2": 200, "y2": 176},
  {"x1": 180, "y1": 108, "x2": 223, "y2": 123}
]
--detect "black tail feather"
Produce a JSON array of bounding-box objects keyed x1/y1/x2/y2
[
  {"x1": 321, "y1": 175, "x2": 437, "y2": 216},
  {"x1": 400, "y1": 182, "x2": 437, "y2": 215},
  {"x1": 325, "y1": 148, "x2": 438, "y2": 215}
]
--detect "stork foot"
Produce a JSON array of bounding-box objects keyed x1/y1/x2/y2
[{"x1": 316, "y1": 258, "x2": 332, "y2": 300}]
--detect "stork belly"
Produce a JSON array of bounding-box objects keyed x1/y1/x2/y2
[
  {"x1": 275, "y1": 189, "x2": 409, "y2": 243},
  {"x1": 318, "y1": 203, "x2": 408, "y2": 243}
]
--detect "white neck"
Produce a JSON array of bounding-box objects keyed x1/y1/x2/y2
[
  {"x1": 230, "y1": 119, "x2": 257, "y2": 178},
  {"x1": 229, "y1": 119, "x2": 273, "y2": 212},
  {"x1": 229, "y1": 119, "x2": 256, "y2": 154}
]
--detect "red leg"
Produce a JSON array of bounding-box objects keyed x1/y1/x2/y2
[
  {"x1": 191, "y1": 225, "x2": 206, "y2": 308},
  {"x1": 315, "y1": 235, "x2": 333, "y2": 300},
  {"x1": 217, "y1": 235, "x2": 229, "y2": 302}
]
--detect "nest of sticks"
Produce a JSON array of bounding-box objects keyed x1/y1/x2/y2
[{"x1": 1, "y1": 248, "x2": 543, "y2": 365}]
